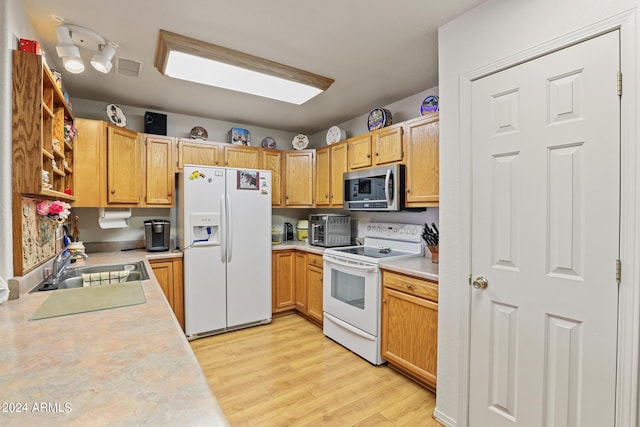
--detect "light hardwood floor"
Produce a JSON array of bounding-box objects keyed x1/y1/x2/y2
[{"x1": 190, "y1": 314, "x2": 439, "y2": 426}]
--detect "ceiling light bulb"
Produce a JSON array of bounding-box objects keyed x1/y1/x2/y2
[
  {"x1": 63, "y1": 56, "x2": 85, "y2": 74},
  {"x1": 90, "y1": 45, "x2": 116, "y2": 74}
]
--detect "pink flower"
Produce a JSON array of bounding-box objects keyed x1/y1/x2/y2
[
  {"x1": 36, "y1": 202, "x2": 50, "y2": 216},
  {"x1": 48, "y1": 201, "x2": 65, "y2": 215}
]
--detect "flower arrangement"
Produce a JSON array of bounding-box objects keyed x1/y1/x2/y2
[
  {"x1": 36, "y1": 200, "x2": 71, "y2": 223},
  {"x1": 64, "y1": 123, "x2": 77, "y2": 144}
]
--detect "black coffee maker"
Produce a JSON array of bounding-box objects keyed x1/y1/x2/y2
[
  {"x1": 144, "y1": 219, "x2": 170, "y2": 251},
  {"x1": 284, "y1": 222, "x2": 294, "y2": 242}
]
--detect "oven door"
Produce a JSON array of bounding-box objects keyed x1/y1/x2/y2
[{"x1": 323, "y1": 253, "x2": 380, "y2": 336}]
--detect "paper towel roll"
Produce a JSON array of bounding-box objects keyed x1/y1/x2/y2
[{"x1": 98, "y1": 208, "x2": 131, "y2": 229}]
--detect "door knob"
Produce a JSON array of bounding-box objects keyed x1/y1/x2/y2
[{"x1": 472, "y1": 277, "x2": 488, "y2": 289}]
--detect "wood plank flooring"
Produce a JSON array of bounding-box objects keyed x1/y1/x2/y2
[{"x1": 190, "y1": 314, "x2": 439, "y2": 426}]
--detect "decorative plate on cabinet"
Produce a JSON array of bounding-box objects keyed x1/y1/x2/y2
[
  {"x1": 367, "y1": 108, "x2": 392, "y2": 131},
  {"x1": 326, "y1": 126, "x2": 346, "y2": 145},
  {"x1": 420, "y1": 95, "x2": 439, "y2": 115},
  {"x1": 292, "y1": 134, "x2": 309, "y2": 150},
  {"x1": 106, "y1": 104, "x2": 127, "y2": 127},
  {"x1": 189, "y1": 126, "x2": 208, "y2": 140},
  {"x1": 261, "y1": 137, "x2": 276, "y2": 149},
  {"x1": 229, "y1": 127, "x2": 251, "y2": 145}
]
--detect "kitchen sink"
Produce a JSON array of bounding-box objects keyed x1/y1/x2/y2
[{"x1": 30, "y1": 261, "x2": 150, "y2": 292}]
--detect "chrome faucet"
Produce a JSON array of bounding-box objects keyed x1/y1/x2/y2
[{"x1": 51, "y1": 249, "x2": 89, "y2": 283}]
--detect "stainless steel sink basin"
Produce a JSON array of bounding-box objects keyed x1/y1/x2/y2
[{"x1": 31, "y1": 261, "x2": 150, "y2": 292}]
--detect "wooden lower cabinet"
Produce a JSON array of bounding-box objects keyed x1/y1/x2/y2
[
  {"x1": 272, "y1": 251, "x2": 296, "y2": 313},
  {"x1": 272, "y1": 250, "x2": 324, "y2": 326},
  {"x1": 149, "y1": 257, "x2": 184, "y2": 330},
  {"x1": 381, "y1": 270, "x2": 438, "y2": 391}
]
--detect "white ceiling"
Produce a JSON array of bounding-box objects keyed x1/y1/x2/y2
[{"x1": 23, "y1": 0, "x2": 485, "y2": 134}]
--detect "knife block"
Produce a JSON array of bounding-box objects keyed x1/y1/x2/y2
[{"x1": 427, "y1": 245, "x2": 439, "y2": 264}]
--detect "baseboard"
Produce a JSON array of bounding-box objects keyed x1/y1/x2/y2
[{"x1": 433, "y1": 408, "x2": 456, "y2": 427}]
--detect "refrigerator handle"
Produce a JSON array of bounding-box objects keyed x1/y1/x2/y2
[
  {"x1": 227, "y1": 193, "x2": 233, "y2": 263},
  {"x1": 220, "y1": 194, "x2": 226, "y2": 263}
]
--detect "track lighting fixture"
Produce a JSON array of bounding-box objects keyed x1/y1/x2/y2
[{"x1": 55, "y1": 24, "x2": 117, "y2": 74}]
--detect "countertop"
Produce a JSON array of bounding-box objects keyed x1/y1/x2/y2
[
  {"x1": 0, "y1": 251, "x2": 228, "y2": 426},
  {"x1": 272, "y1": 241, "x2": 439, "y2": 281}
]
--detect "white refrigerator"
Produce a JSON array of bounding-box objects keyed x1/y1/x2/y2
[{"x1": 179, "y1": 165, "x2": 272, "y2": 338}]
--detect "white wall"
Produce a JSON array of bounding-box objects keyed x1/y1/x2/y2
[{"x1": 437, "y1": 1, "x2": 638, "y2": 425}]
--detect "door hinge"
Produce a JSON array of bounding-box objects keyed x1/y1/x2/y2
[
  {"x1": 468, "y1": 274, "x2": 472, "y2": 286},
  {"x1": 616, "y1": 259, "x2": 621, "y2": 284},
  {"x1": 617, "y1": 71, "x2": 623, "y2": 96}
]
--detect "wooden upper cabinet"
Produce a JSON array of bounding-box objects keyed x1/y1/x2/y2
[
  {"x1": 347, "y1": 134, "x2": 373, "y2": 170},
  {"x1": 107, "y1": 126, "x2": 141, "y2": 204},
  {"x1": 12, "y1": 50, "x2": 75, "y2": 201},
  {"x1": 224, "y1": 145, "x2": 260, "y2": 169},
  {"x1": 404, "y1": 114, "x2": 439, "y2": 207},
  {"x1": 144, "y1": 135, "x2": 174, "y2": 206},
  {"x1": 284, "y1": 150, "x2": 315, "y2": 207},
  {"x1": 373, "y1": 124, "x2": 404, "y2": 166},
  {"x1": 261, "y1": 149, "x2": 283, "y2": 207},
  {"x1": 74, "y1": 118, "x2": 104, "y2": 207},
  {"x1": 315, "y1": 147, "x2": 331, "y2": 207},
  {"x1": 329, "y1": 142, "x2": 348, "y2": 207},
  {"x1": 178, "y1": 139, "x2": 221, "y2": 169}
]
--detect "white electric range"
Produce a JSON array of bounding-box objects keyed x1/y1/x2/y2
[{"x1": 322, "y1": 222, "x2": 424, "y2": 365}]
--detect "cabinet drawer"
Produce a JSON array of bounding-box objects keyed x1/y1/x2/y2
[
  {"x1": 307, "y1": 253, "x2": 323, "y2": 268},
  {"x1": 382, "y1": 271, "x2": 438, "y2": 302}
]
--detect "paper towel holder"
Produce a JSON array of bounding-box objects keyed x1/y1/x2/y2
[{"x1": 98, "y1": 207, "x2": 131, "y2": 229}]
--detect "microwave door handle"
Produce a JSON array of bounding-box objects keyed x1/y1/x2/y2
[
  {"x1": 384, "y1": 168, "x2": 392, "y2": 207},
  {"x1": 324, "y1": 256, "x2": 377, "y2": 272},
  {"x1": 311, "y1": 224, "x2": 321, "y2": 243}
]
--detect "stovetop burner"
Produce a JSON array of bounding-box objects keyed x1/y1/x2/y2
[{"x1": 333, "y1": 246, "x2": 412, "y2": 259}]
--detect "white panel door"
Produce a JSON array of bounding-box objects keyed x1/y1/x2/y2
[{"x1": 469, "y1": 31, "x2": 619, "y2": 426}]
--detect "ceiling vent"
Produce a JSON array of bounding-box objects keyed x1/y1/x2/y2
[{"x1": 116, "y1": 57, "x2": 143, "y2": 77}]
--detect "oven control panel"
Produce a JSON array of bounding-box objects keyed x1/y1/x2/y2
[{"x1": 364, "y1": 222, "x2": 422, "y2": 242}]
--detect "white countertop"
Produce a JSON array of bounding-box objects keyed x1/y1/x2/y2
[
  {"x1": 273, "y1": 242, "x2": 439, "y2": 282},
  {"x1": 1, "y1": 251, "x2": 228, "y2": 426}
]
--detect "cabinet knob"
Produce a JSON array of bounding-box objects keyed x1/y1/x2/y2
[
  {"x1": 366, "y1": 154, "x2": 371, "y2": 158},
  {"x1": 375, "y1": 152, "x2": 379, "y2": 156},
  {"x1": 111, "y1": 189, "x2": 116, "y2": 194},
  {"x1": 405, "y1": 283, "x2": 415, "y2": 290},
  {"x1": 383, "y1": 299, "x2": 387, "y2": 304},
  {"x1": 406, "y1": 189, "x2": 411, "y2": 193},
  {"x1": 168, "y1": 192, "x2": 172, "y2": 196}
]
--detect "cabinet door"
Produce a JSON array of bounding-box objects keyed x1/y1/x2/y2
[
  {"x1": 145, "y1": 136, "x2": 174, "y2": 206},
  {"x1": 107, "y1": 126, "x2": 140, "y2": 204},
  {"x1": 150, "y1": 258, "x2": 184, "y2": 331},
  {"x1": 284, "y1": 150, "x2": 315, "y2": 207},
  {"x1": 348, "y1": 134, "x2": 372, "y2": 170},
  {"x1": 261, "y1": 149, "x2": 283, "y2": 207},
  {"x1": 381, "y1": 286, "x2": 438, "y2": 390},
  {"x1": 74, "y1": 118, "x2": 104, "y2": 207},
  {"x1": 306, "y1": 263, "x2": 323, "y2": 324},
  {"x1": 315, "y1": 147, "x2": 331, "y2": 207},
  {"x1": 405, "y1": 114, "x2": 439, "y2": 207},
  {"x1": 329, "y1": 142, "x2": 348, "y2": 207},
  {"x1": 179, "y1": 140, "x2": 220, "y2": 168},
  {"x1": 272, "y1": 251, "x2": 296, "y2": 312},
  {"x1": 151, "y1": 261, "x2": 174, "y2": 306},
  {"x1": 373, "y1": 124, "x2": 404, "y2": 166},
  {"x1": 295, "y1": 252, "x2": 307, "y2": 312},
  {"x1": 224, "y1": 145, "x2": 260, "y2": 168}
]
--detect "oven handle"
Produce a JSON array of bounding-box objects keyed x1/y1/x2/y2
[
  {"x1": 384, "y1": 168, "x2": 392, "y2": 207},
  {"x1": 324, "y1": 313, "x2": 376, "y2": 341},
  {"x1": 323, "y1": 255, "x2": 378, "y2": 272}
]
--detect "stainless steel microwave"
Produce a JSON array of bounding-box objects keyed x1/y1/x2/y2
[{"x1": 343, "y1": 164, "x2": 405, "y2": 211}]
